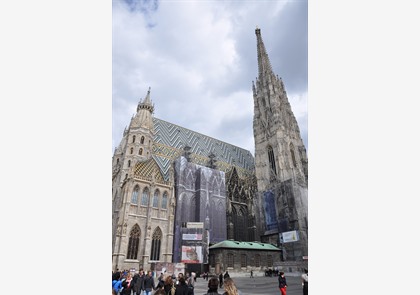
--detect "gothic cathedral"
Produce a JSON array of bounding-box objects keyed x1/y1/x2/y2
[{"x1": 112, "y1": 28, "x2": 308, "y2": 272}]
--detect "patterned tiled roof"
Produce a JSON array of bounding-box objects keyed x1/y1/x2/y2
[{"x1": 152, "y1": 118, "x2": 255, "y2": 181}]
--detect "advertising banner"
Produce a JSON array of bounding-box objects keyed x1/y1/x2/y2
[
  {"x1": 181, "y1": 245, "x2": 203, "y2": 263},
  {"x1": 281, "y1": 230, "x2": 300, "y2": 243}
]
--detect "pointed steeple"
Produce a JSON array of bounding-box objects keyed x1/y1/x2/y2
[
  {"x1": 137, "y1": 87, "x2": 154, "y2": 113},
  {"x1": 255, "y1": 27, "x2": 274, "y2": 78},
  {"x1": 130, "y1": 87, "x2": 155, "y2": 130}
]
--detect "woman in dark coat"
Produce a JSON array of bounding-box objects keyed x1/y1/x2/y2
[
  {"x1": 121, "y1": 273, "x2": 133, "y2": 295},
  {"x1": 278, "y1": 272, "x2": 288, "y2": 295},
  {"x1": 174, "y1": 277, "x2": 189, "y2": 295}
]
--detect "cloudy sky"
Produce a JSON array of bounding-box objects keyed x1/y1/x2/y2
[{"x1": 112, "y1": 0, "x2": 308, "y2": 156}]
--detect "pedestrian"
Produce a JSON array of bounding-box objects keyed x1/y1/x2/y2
[
  {"x1": 278, "y1": 272, "x2": 287, "y2": 295},
  {"x1": 204, "y1": 277, "x2": 221, "y2": 295},
  {"x1": 143, "y1": 270, "x2": 156, "y2": 295},
  {"x1": 175, "y1": 277, "x2": 189, "y2": 295},
  {"x1": 121, "y1": 273, "x2": 133, "y2": 295},
  {"x1": 301, "y1": 269, "x2": 308, "y2": 295},
  {"x1": 222, "y1": 278, "x2": 242, "y2": 295},
  {"x1": 163, "y1": 274, "x2": 176, "y2": 295},
  {"x1": 250, "y1": 270, "x2": 253, "y2": 278},
  {"x1": 223, "y1": 271, "x2": 230, "y2": 280},
  {"x1": 112, "y1": 277, "x2": 123, "y2": 294},
  {"x1": 187, "y1": 272, "x2": 196, "y2": 295},
  {"x1": 133, "y1": 269, "x2": 145, "y2": 295},
  {"x1": 218, "y1": 273, "x2": 223, "y2": 288}
]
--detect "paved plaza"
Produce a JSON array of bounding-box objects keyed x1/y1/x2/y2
[{"x1": 192, "y1": 274, "x2": 304, "y2": 295}]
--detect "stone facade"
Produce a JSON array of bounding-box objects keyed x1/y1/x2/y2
[
  {"x1": 252, "y1": 28, "x2": 308, "y2": 261},
  {"x1": 111, "y1": 28, "x2": 308, "y2": 272}
]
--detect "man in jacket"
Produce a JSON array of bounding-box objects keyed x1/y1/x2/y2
[{"x1": 143, "y1": 270, "x2": 156, "y2": 295}]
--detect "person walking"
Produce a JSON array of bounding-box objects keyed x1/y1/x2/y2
[
  {"x1": 250, "y1": 270, "x2": 253, "y2": 278},
  {"x1": 222, "y1": 278, "x2": 242, "y2": 295},
  {"x1": 187, "y1": 272, "x2": 196, "y2": 295},
  {"x1": 204, "y1": 277, "x2": 221, "y2": 295},
  {"x1": 301, "y1": 269, "x2": 308, "y2": 295},
  {"x1": 163, "y1": 274, "x2": 176, "y2": 295},
  {"x1": 143, "y1": 270, "x2": 156, "y2": 295},
  {"x1": 175, "y1": 277, "x2": 189, "y2": 295},
  {"x1": 121, "y1": 273, "x2": 133, "y2": 295},
  {"x1": 278, "y1": 272, "x2": 287, "y2": 295},
  {"x1": 133, "y1": 270, "x2": 145, "y2": 295},
  {"x1": 218, "y1": 272, "x2": 223, "y2": 289}
]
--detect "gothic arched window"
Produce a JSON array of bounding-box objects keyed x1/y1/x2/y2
[
  {"x1": 161, "y1": 192, "x2": 168, "y2": 209},
  {"x1": 139, "y1": 148, "x2": 143, "y2": 155},
  {"x1": 141, "y1": 187, "x2": 149, "y2": 206},
  {"x1": 128, "y1": 160, "x2": 131, "y2": 168},
  {"x1": 150, "y1": 227, "x2": 162, "y2": 261},
  {"x1": 131, "y1": 185, "x2": 139, "y2": 204},
  {"x1": 140, "y1": 136, "x2": 145, "y2": 144},
  {"x1": 267, "y1": 146, "x2": 277, "y2": 175},
  {"x1": 152, "y1": 190, "x2": 159, "y2": 208},
  {"x1": 127, "y1": 224, "x2": 140, "y2": 259},
  {"x1": 132, "y1": 135, "x2": 136, "y2": 143}
]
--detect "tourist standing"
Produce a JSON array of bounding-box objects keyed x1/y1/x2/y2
[{"x1": 278, "y1": 272, "x2": 287, "y2": 295}]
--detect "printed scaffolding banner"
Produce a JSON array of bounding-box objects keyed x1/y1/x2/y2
[
  {"x1": 181, "y1": 245, "x2": 203, "y2": 263},
  {"x1": 263, "y1": 191, "x2": 278, "y2": 231},
  {"x1": 281, "y1": 230, "x2": 300, "y2": 243}
]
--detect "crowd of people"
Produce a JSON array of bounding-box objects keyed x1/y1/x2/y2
[{"x1": 112, "y1": 268, "x2": 308, "y2": 295}]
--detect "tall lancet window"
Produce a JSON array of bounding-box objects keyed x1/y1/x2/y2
[
  {"x1": 150, "y1": 227, "x2": 162, "y2": 261},
  {"x1": 132, "y1": 135, "x2": 136, "y2": 143},
  {"x1": 152, "y1": 190, "x2": 159, "y2": 208},
  {"x1": 131, "y1": 185, "x2": 139, "y2": 204},
  {"x1": 141, "y1": 187, "x2": 149, "y2": 206},
  {"x1": 140, "y1": 136, "x2": 145, "y2": 144},
  {"x1": 268, "y1": 146, "x2": 277, "y2": 175},
  {"x1": 127, "y1": 224, "x2": 140, "y2": 259},
  {"x1": 161, "y1": 192, "x2": 168, "y2": 209}
]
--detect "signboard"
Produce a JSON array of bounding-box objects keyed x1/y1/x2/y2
[
  {"x1": 181, "y1": 245, "x2": 203, "y2": 263},
  {"x1": 186, "y1": 222, "x2": 204, "y2": 229},
  {"x1": 182, "y1": 234, "x2": 203, "y2": 241},
  {"x1": 281, "y1": 230, "x2": 300, "y2": 243}
]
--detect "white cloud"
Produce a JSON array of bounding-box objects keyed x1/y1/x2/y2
[{"x1": 112, "y1": 0, "x2": 308, "y2": 156}]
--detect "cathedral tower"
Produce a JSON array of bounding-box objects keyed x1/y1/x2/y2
[{"x1": 252, "y1": 28, "x2": 308, "y2": 261}]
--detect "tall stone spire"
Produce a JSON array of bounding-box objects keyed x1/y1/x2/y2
[
  {"x1": 252, "y1": 27, "x2": 308, "y2": 262},
  {"x1": 130, "y1": 87, "x2": 155, "y2": 130},
  {"x1": 255, "y1": 27, "x2": 274, "y2": 78},
  {"x1": 137, "y1": 86, "x2": 154, "y2": 113}
]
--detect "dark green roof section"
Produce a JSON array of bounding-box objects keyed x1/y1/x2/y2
[{"x1": 209, "y1": 240, "x2": 281, "y2": 251}]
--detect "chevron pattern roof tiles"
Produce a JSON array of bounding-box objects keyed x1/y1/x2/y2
[{"x1": 152, "y1": 118, "x2": 255, "y2": 181}]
